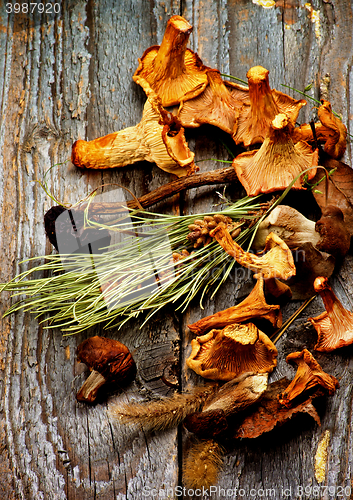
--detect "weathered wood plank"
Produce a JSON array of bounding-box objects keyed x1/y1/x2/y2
[{"x1": 1, "y1": 1, "x2": 353, "y2": 499}]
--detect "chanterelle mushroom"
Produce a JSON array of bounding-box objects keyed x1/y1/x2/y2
[
  {"x1": 76, "y1": 336, "x2": 136, "y2": 403},
  {"x1": 210, "y1": 223, "x2": 296, "y2": 280},
  {"x1": 278, "y1": 348, "x2": 339, "y2": 407},
  {"x1": 133, "y1": 15, "x2": 208, "y2": 107},
  {"x1": 188, "y1": 277, "x2": 282, "y2": 335},
  {"x1": 186, "y1": 322, "x2": 277, "y2": 381},
  {"x1": 233, "y1": 113, "x2": 318, "y2": 196},
  {"x1": 72, "y1": 83, "x2": 196, "y2": 177},
  {"x1": 309, "y1": 276, "x2": 353, "y2": 352},
  {"x1": 232, "y1": 66, "x2": 306, "y2": 147},
  {"x1": 177, "y1": 69, "x2": 244, "y2": 134}
]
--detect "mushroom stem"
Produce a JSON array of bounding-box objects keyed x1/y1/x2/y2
[
  {"x1": 76, "y1": 370, "x2": 106, "y2": 403},
  {"x1": 154, "y1": 16, "x2": 192, "y2": 79}
]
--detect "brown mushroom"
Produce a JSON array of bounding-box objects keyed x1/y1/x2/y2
[
  {"x1": 234, "y1": 377, "x2": 321, "y2": 439},
  {"x1": 210, "y1": 223, "x2": 296, "y2": 280},
  {"x1": 184, "y1": 372, "x2": 268, "y2": 438},
  {"x1": 72, "y1": 84, "x2": 196, "y2": 177},
  {"x1": 252, "y1": 205, "x2": 321, "y2": 251},
  {"x1": 133, "y1": 15, "x2": 208, "y2": 107},
  {"x1": 315, "y1": 205, "x2": 351, "y2": 261},
  {"x1": 76, "y1": 336, "x2": 136, "y2": 403},
  {"x1": 232, "y1": 66, "x2": 306, "y2": 147},
  {"x1": 188, "y1": 277, "x2": 282, "y2": 335},
  {"x1": 177, "y1": 69, "x2": 244, "y2": 134},
  {"x1": 309, "y1": 276, "x2": 353, "y2": 352},
  {"x1": 186, "y1": 322, "x2": 277, "y2": 381},
  {"x1": 293, "y1": 100, "x2": 347, "y2": 159},
  {"x1": 278, "y1": 348, "x2": 339, "y2": 407},
  {"x1": 233, "y1": 113, "x2": 318, "y2": 196}
]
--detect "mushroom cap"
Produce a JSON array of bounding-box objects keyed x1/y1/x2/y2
[
  {"x1": 233, "y1": 113, "x2": 318, "y2": 196},
  {"x1": 188, "y1": 276, "x2": 282, "y2": 335},
  {"x1": 315, "y1": 205, "x2": 351, "y2": 260},
  {"x1": 177, "y1": 69, "x2": 244, "y2": 133},
  {"x1": 76, "y1": 336, "x2": 136, "y2": 383},
  {"x1": 278, "y1": 348, "x2": 339, "y2": 406},
  {"x1": 232, "y1": 66, "x2": 306, "y2": 147},
  {"x1": 186, "y1": 322, "x2": 277, "y2": 381},
  {"x1": 309, "y1": 276, "x2": 353, "y2": 352},
  {"x1": 252, "y1": 205, "x2": 321, "y2": 250},
  {"x1": 133, "y1": 15, "x2": 208, "y2": 107}
]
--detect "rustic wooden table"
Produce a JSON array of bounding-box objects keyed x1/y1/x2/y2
[{"x1": 1, "y1": 1, "x2": 353, "y2": 499}]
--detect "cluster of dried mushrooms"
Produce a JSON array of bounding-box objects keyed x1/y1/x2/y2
[{"x1": 67, "y1": 14, "x2": 353, "y2": 489}]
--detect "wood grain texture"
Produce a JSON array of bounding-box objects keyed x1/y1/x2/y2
[{"x1": 0, "y1": 1, "x2": 353, "y2": 499}]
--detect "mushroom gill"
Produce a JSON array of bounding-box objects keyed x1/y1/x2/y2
[
  {"x1": 177, "y1": 69, "x2": 244, "y2": 134},
  {"x1": 309, "y1": 276, "x2": 353, "y2": 352},
  {"x1": 188, "y1": 277, "x2": 282, "y2": 336},
  {"x1": 186, "y1": 322, "x2": 277, "y2": 381},
  {"x1": 233, "y1": 113, "x2": 318, "y2": 196},
  {"x1": 232, "y1": 66, "x2": 306, "y2": 147},
  {"x1": 133, "y1": 15, "x2": 208, "y2": 107},
  {"x1": 72, "y1": 83, "x2": 196, "y2": 177},
  {"x1": 278, "y1": 348, "x2": 339, "y2": 407},
  {"x1": 210, "y1": 223, "x2": 296, "y2": 280}
]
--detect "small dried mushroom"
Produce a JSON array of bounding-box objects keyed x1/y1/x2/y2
[
  {"x1": 186, "y1": 322, "x2": 277, "y2": 381},
  {"x1": 72, "y1": 84, "x2": 196, "y2": 177},
  {"x1": 184, "y1": 372, "x2": 268, "y2": 438},
  {"x1": 232, "y1": 66, "x2": 306, "y2": 147},
  {"x1": 210, "y1": 223, "x2": 296, "y2": 280},
  {"x1": 309, "y1": 276, "x2": 353, "y2": 352},
  {"x1": 278, "y1": 348, "x2": 339, "y2": 407},
  {"x1": 76, "y1": 336, "x2": 136, "y2": 403},
  {"x1": 133, "y1": 15, "x2": 208, "y2": 107},
  {"x1": 187, "y1": 213, "x2": 239, "y2": 249},
  {"x1": 233, "y1": 113, "x2": 318, "y2": 196},
  {"x1": 188, "y1": 277, "x2": 282, "y2": 335}
]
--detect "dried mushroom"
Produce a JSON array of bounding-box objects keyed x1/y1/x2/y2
[
  {"x1": 186, "y1": 322, "x2": 277, "y2": 381},
  {"x1": 188, "y1": 277, "x2": 282, "y2": 336},
  {"x1": 72, "y1": 83, "x2": 196, "y2": 177},
  {"x1": 233, "y1": 66, "x2": 306, "y2": 147},
  {"x1": 252, "y1": 205, "x2": 321, "y2": 251},
  {"x1": 177, "y1": 69, "x2": 243, "y2": 134},
  {"x1": 293, "y1": 100, "x2": 347, "y2": 159},
  {"x1": 234, "y1": 378, "x2": 321, "y2": 439},
  {"x1": 233, "y1": 113, "x2": 318, "y2": 196},
  {"x1": 133, "y1": 15, "x2": 208, "y2": 107},
  {"x1": 210, "y1": 223, "x2": 296, "y2": 280},
  {"x1": 309, "y1": 276, "x2": 353, "y2": 352},
  {"x1": 184, "y1": 372, "x2": 268, "y2": 438},
  {"x1": 76, "y1": 336, "x2": 136, "y2": 403},
  {"x1": 278, "y1": 348, "x2": 339, "y2": 407}
]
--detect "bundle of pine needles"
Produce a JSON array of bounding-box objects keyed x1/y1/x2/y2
[{"x1": 0, "y1": 194, "x2": 275, "y2": 334}]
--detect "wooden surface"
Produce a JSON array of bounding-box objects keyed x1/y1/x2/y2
[{"x1": 1, "y1": 1, "x2": 353, "y2": 499}]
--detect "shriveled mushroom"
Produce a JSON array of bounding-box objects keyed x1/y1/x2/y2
[
  {"x1": 293, "y1": 100, "x2": 347, "y2": 159},
  {"x1": 133, "y1": 15, "x2": 208, "y2": 107},
  {"x1": 188, "y1": 277, "x2": 282, "y2": 335},
  {"x1": 177, "y1": 69, "x2": 244, "y2": 134},
  {"x1": 252, "y1": 205, "x2": 321, "y2": 251},
  {"x1": 184, "y1": 372, "x2": 268, "y2": 438},
  {"x1": 234, "y1": 378, "x2": 321, "y2": 439},
  {"x1": 278, "y1": 348, "x2": 339, "y2": 407},
  {"x1": 76, "y1": 336, "x2": 136, "y2": 403},
  {"x1": 233, "y1": 113, "x2": 318, "y2": 196},
  {"x1": 186, "y1": 322, "x2": 277, "y2": 381},
  {"x1": 210, "y1": 223, "x2": 296, "y2": 280},
  {"x1": 72, "y1": 84, "x2": 196, "y2": 177},
  {"x1": 232, "y1": 66, "x2": 306, "y2": 147},
  {"x1": 309, "y1": 276, "x2": 353, "y2": 352}
]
